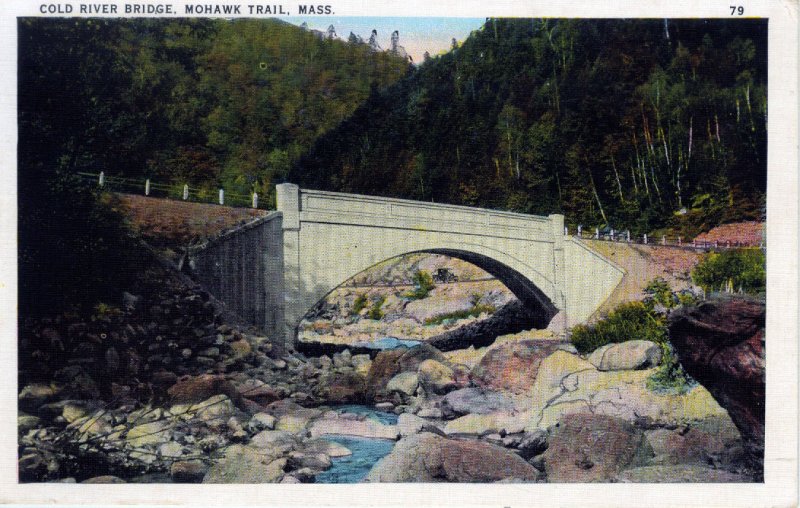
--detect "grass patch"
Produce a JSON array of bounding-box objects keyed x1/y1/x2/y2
[
  {"x1": 405, "y1": 270, "x2": 435, "y2": 300},
  {"x1": 351, "y1": 293, "x2": 368, "y2": 316},
  {"x1": 424, "y1": 303, "x2": 496, "y2": 326},
  {"x1": 367, "y1": 295, "x2": 386, "y2": 320}
]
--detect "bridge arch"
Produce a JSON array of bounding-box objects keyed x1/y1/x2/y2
[{"x1": 277, "y1": 184, "x2": 624, "y2": 347}]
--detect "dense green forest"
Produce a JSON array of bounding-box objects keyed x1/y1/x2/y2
[
  {"x1": 295, "y1": 18, "x2": 767, "y2": 236},
  {"x1": 19, "y1": 18, "x2": 410, "y2": 203}
]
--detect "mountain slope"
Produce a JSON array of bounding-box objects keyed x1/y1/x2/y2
[{"x1": 292, "y1": 18, "x2": 767, "y2": 235}]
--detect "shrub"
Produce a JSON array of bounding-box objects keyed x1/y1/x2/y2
[
  {"x1": 643, "y1": 277, "x2": 677, "y2": 310},
  {"x1": 351, "y1": 294, "x2": 368, "y2": 316},
  {"x1": 368, "y1": 295, "x2": 386, "y2": 320},
  {"x1": 570, "y1": 301, "x2": 667, "y2": 354},
  {"x1": 646, "y1": 342, "x2": 697, "y2": 394},
  {"x1": 692, "y1": 248, "x2": 765, "y2": 295},
  {"x1": 405, "y1": 270, "x2": 435, "y2": 300},
  {"x1": 571, "y1": 295, "x2": 697, "y2": 394}
]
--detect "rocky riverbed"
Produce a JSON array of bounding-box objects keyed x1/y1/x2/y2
[{"x1": 18, "y1": 253, "x2": 760, "y2": 483}]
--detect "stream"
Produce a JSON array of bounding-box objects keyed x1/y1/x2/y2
[{"x1": 314, "y1": 405, "x2": 399, "y2": 483}]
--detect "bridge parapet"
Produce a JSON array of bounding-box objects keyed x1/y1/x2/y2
[{"x1": 277, "y1": 183, "x2": 554, "y2": 241}]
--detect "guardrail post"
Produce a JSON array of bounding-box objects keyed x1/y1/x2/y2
[
  {"x1": 678, "y1": 236, "x2": 682, "y2": 246},
  {"x1": 98, "y1": 171, "x2": 105, "y2": 187},
  {"x1": 643, "y1": 234, "x2": 648, "y2": 244},
  {"x1": 595, "y1": 228, "x2": 599, "y2": 239},
  {"x1": 564, "y1": 226, "x2": 568, "y2": 236},
  {"x1": 252, "y1": 192, "x2": 258, "y2": 209},
  {"x1": 219, "y1": 189, "x2": 224, "y2": 205},
  {"x1": 662, "y1": 235, "x2": 666, "y2": 245},
  {"x1": 183, "y1": 184, "x2": 189, "y2": 200},
  {"x1": 145, "y1": 179, "x2": 150, "y2": 196},
  {"x1": 626, "y1": 230, "x2": 631, "y2": 242},
  {"x1": 577, "y1": 225, "x2": 582, "y2": 237}
]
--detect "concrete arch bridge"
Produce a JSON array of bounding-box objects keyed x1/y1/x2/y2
[{"x1": 188, "y1": 184, "x2": 624, "y2": 349}]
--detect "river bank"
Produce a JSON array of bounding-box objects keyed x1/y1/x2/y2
[{"x1": 18, "y1": 253, "x2": 758, "y2": 483}]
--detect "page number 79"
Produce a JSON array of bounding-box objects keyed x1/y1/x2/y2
[{"x1": 730, "y1": 5, "x2": 744, "y2": 15}]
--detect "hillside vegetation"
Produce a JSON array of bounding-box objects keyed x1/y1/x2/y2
[{"x1": 295, "y1": 18, "x2": 766, "y2": 236}]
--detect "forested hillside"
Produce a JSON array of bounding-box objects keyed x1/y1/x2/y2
[
  {"x1": 19, "y1": 18, "x2": 410, "y2": 203},
  {"x1": 294, "y1": 18, "x2": 767, "y2": 236}
]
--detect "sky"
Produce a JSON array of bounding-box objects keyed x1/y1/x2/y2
[{"x1": 283, "y1": 17, "x2": 486, "y2": 63}]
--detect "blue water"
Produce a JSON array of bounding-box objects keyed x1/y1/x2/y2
[
  {"x1": 314, "y1": 435, "x2": 395, "y2": 483},
  {"x1": 314, "y1": 405, "x2": 399, "y2": 483},
  {"x1": 354, "y1": 336, "x2": 421, "y2": 350}
]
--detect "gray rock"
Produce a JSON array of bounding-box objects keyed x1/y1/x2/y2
[
  {"x1": 288, "y1": 451, "x2": 331, "y2": 470},
  {"x1": 170, "y1": 460, "x2": 208, "y2": 483},
  {"x1": 203, "y1": 445, "x2": 287, "y2": 483},
  {"x1": 615, "y1": 464, "x2": 752, "y2": 483},
  {"x1": 588, "y1": 340, "x2": 662, "y2": 371},
  {"x1": 18, "y1": 414, "x2": 42, "y2": 432},
  {"x1": 397, "y1": 413, "x2": 427, "y2": 436},
  {"x1": 248, "y1": 413, "x2": 277, "y2": 432},
  {"x1": 443, "y1": 387, "x2": 515, "y2": 415},
  {"x1": 250, "y1": 430, "x2": 296, "y2": 455},
  {"x1": 158, "y1": 441, "x2": 184, "y2": 459},
  {"x1": 417, "y1": 359, "x2": 457, "y2": 395},
  {"x1": 416, "y1": 407, "x2": 443, "y2": 419},
  {"x1": 517, "y1": 430, "x2": 548, "y2": 459},
  {"x1": 386, "y1": 372, "x2": 419, "y2": 396},
  {"x1": 366, "y1": 432, "x2": 538, "y2": 482}
]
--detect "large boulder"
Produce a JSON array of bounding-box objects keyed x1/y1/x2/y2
[
  {"x1": 587, "y1": 340, "x2": 662, "y2": 371},
  {"x1": 233, "y1": 378, "x2": 281, "y2": 406},
  {"x1": 365, "y1": 432, "x2": 538, "y2": 482},
  {"x1": 365, "y1": 345, "x2": 444, "y2": 401},
  {"x1": 443, "y1": 387, "x2": 516, "y2": 415},
  {"x1": 542, "y1": 413, "x2": 650, "y2": 482},
  {"x1": 471, "y1": 340, "x2": 563, "y2": 394},
  {"x1": 203, "y1": 444, "x2": 287, "y2": 483},
  {"x1": 645, "y1": 417, "x2": 743, "y2": 468},
  {"x1": 385, "y1": 372, "x2": 419, "y2": 396},
  {"x1": 668, "y1": 296, "x2": 765, "y2": 476},
  {"x1": 364, "y1": 350, "x2": 404, "y2": 400},
  {"x1": 417, "y1": 359, "x2": 458, "y2": 395},
  {"x1": 443, "y1": 411, "x2": 526, "y2": 436},
  {"x1": 397, "y1": 413, "x2": 427, "y2": 437},
  {"x1": 315, "y1": 371, "x2": 366, "y2": 404},
  {"x1": 308, "y1": 413, "x2": 399, "y2": 440},
  {"x1": 274, "y1": 408, "x2": 322, "y2": 434},
  {"x1": 525, "y1": 351, "x2": 730, "y2": 432}
]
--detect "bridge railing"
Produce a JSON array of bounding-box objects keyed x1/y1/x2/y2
[
  {"x1": 568, "y1": 227, "x2": 764, "y2": 251},
  {"x1": 77, "y1": 171, "x2": 268, "y2": 209}
]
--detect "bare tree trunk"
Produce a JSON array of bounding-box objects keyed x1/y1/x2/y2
[
  {"x1": 586, "y1": 166, "x2": 608, "y2": 224},
  {"x1": 610, "y1": 152, "x2": 624, "y2": 201}
]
